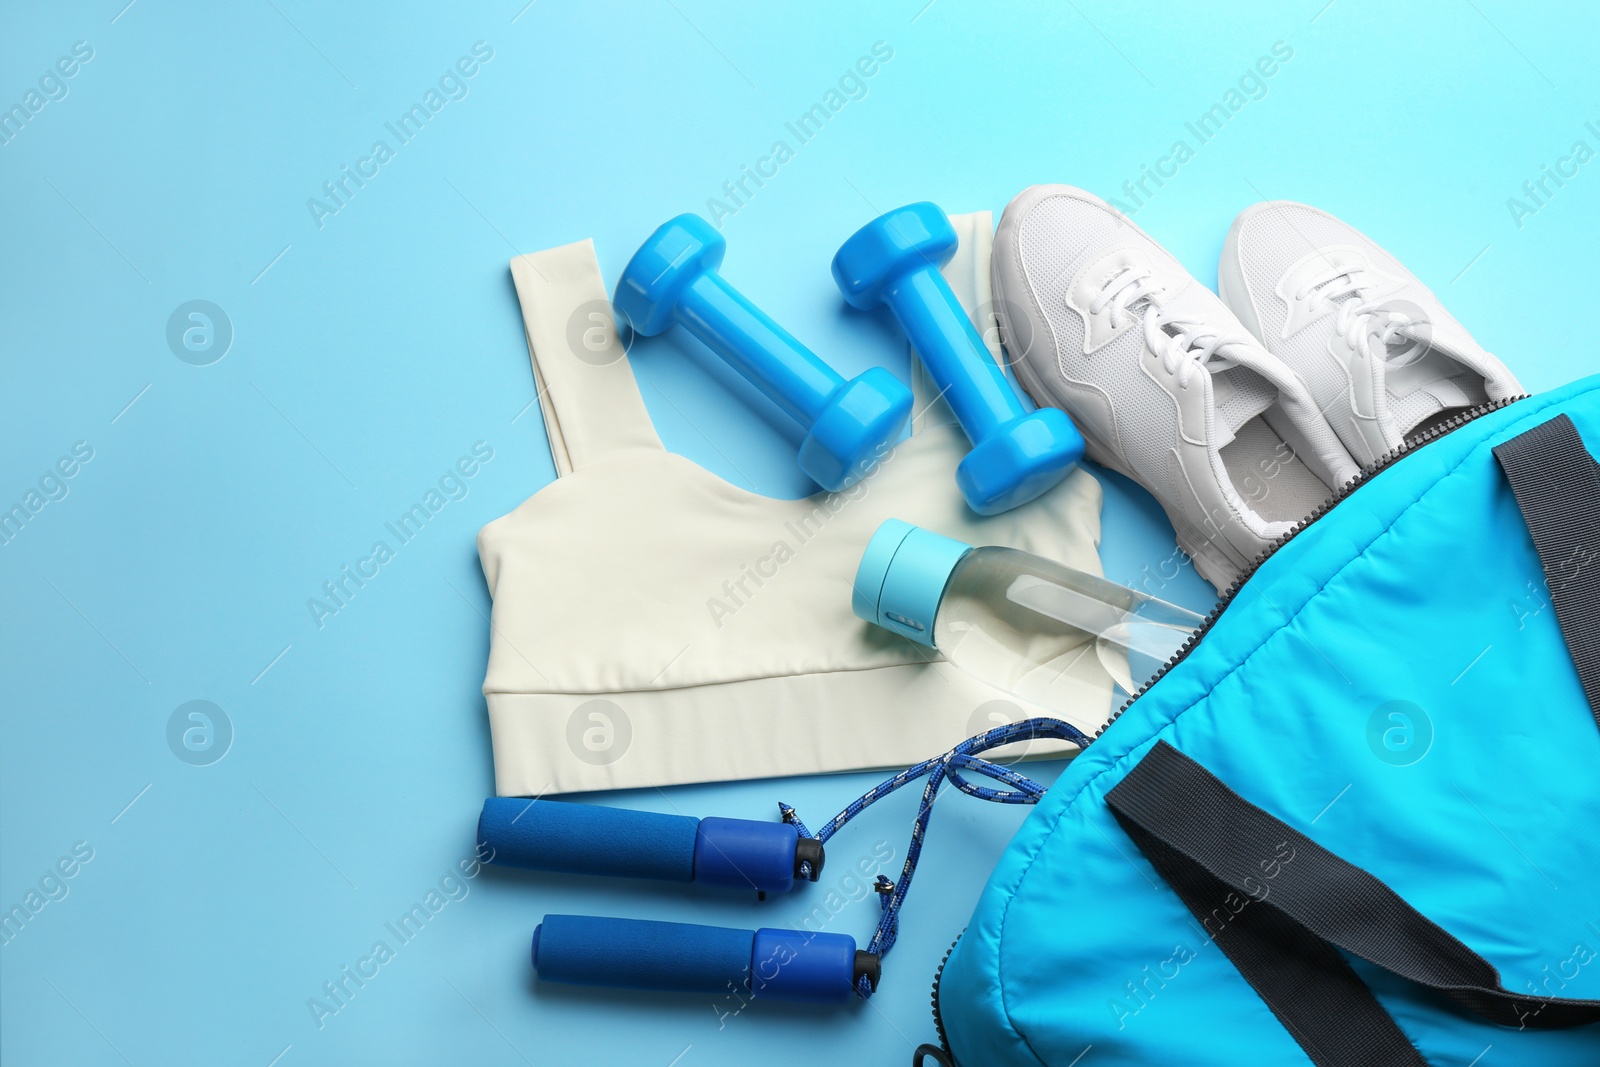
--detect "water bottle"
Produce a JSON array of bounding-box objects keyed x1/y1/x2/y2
[{"x1": 852, "y1": 520, "x2": 1203, "y2": 712}]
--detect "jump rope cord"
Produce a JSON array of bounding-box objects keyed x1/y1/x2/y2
[{"x1": 778, "y1": 717, "x2": 1091, "y2": 998}]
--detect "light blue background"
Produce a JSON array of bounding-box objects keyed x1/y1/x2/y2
[{"x1": 1, "y1": 1, "x2": 1592, "y2": 1064}]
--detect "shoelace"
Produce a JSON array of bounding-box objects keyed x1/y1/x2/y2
[
  {"x1": 780, "y1": 717, "x2": 1090, "y2": 997},
  {"x1": 1090, "y1": 264, "x2": 1256, "y2": 388},
  {"x1": 1296, "y1": 262, "x2": 1428, "y2": 368}
]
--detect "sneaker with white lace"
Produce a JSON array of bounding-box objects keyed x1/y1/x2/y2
[
  {"x1": 1218, "y1": 201, "x2": 1522, "y2": 467},
  {"x1": 992, "y1": 185, "x2": 1360, "y2": 592}
]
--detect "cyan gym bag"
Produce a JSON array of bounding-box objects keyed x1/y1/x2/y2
[{"x1": 929, "y1": 378, "x2": 1600, "y2": 1065}]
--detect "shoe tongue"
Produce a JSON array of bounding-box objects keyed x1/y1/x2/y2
[
  {"x1": 1381, "y1": 329, "x2": 1490, "y2": 440},
  {"x1": 1209, "y1": 366, "x2": 1277, "y2": 448}
]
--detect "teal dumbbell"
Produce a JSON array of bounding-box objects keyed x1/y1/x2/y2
[
  {"x1": 615, "y1": 213, "x2": 913, "y2": 492},
  {"x1": 833, "y1": 202, "x2": 1085, "y2": 515}
]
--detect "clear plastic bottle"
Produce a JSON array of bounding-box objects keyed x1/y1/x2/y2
[{"x1": 853, "y1": 520, "x2": 1203, "y2": 720}]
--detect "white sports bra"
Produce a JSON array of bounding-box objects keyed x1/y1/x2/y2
[{"x1": 478, "y1": 213, "x2": 1111, "y2": 796}]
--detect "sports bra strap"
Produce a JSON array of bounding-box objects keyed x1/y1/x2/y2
[{"x1": 510, "y1": 240, "x2": 663, "y2": 477}]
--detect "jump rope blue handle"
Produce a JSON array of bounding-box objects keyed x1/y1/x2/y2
[
  {"x1": 483, "y1": 718, "x2": 1091, "y2": 1003},
  {"x1": 832, "y1": 202, "x2": 1086, "y2": 515},
  {"x1": 533, "y1": 915, "x2": 875, "y2": 1003},
  {"x1": 477, "y1": 798, "x2": 825, "y2": 894}
]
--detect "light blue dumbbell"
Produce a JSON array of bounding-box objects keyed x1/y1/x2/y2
[
  {"x1": 832, "y1": 202, "x2": 1085, "y2": 515},
  {"x1": 614, "y1": 214, "x2": 913, "y2": 492}
]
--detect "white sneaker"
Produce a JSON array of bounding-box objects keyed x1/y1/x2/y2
[
  {"x1": 1218, "y1": 201, "x2": 1523, "y2": 467},
  {"x1": 992, "y1": 185, "x2": 1360, "y2": 592}
]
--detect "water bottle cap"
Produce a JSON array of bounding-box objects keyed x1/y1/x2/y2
[{"x1": 851, "y1": 519, "x2": 972, "y2": 646}]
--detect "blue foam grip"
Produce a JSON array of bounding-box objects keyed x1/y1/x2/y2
[
  {"x1": 477, "y1": 798, "x2": 697, "y2": 882},
  {"x1": 692, "y1": 817, "x2": 799, "y2": 893},
  {"x1": 750, "y1": 928, "x2": 860, "y2": 1003},
  {"x1": 533, "y1": 915, "x2": 755, "y2": 995}
]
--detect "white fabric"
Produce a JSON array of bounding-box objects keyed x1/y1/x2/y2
[
  {"x1": 479, "y1": 215, "x2": 1112, "y2": 796},
  {"x1": 1218, "y1": 200, "x2": 1522, "y2": 465},
  {"x1": 992, "y1": 185, "x2": 1359, "y2": 592}
]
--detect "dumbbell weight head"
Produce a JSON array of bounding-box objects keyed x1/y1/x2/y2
[
  {"x1": 799, "y1": 366, "x2": 912, "y2": 492},
  {"x1": 956, "y1": 406, "x2": 1086, "y2": 516},
  {"x1": 831, "y1": 201, "x2": 958, "y2": 311},
  {"x1": 613, "y1": 213, "x2": 727, "y2": 337}
]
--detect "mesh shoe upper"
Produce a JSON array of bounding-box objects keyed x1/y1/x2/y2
[
  {"x1": 1219, "y1": 201, "x2": 1522, "y2": 465},
  {"x1": 993, "y1": 185, "x2": 1359, "y2": 592}
]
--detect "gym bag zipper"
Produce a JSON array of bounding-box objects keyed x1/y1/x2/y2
[
  {"x1": 917, "y1": 393, "x2": 1526, "y2": 1066},
  {"x1": 1094, "y1": 393, "x2": 1525, "y2": 742},
  {"x1": 912, "y1": 936, "x2": 961, "y2": 1067}
]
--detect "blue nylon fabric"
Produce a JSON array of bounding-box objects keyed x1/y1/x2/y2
[{"x1": 941, "y1": 377, "x2": 1600, "y2": 1066}]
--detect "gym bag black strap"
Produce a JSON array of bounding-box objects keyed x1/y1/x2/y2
[
  {"x1": 1493, "y1": 413, "x2": 1600, "y2": 727},
  {"x1": 1107, "y1": 741, "x2": 1600, "y2": 1067}
]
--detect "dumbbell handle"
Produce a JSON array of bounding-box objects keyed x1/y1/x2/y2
[
  {"x1": 884, "y1": 267, "x2": 1022, "y2": 443},
  {"x1": 478, "y1": 798, "x2": 822, "y2": 894},
  {"x1": 676, "y1": 271, "x2": 843, "y2": 426},
  {"x1": 533, "y1": 915, "x2": 877, "y2": 1003}
]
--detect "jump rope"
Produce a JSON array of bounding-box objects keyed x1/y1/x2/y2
[{"x1": 478, "y1": 717, "x2": 1090, "y2": 1002}]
